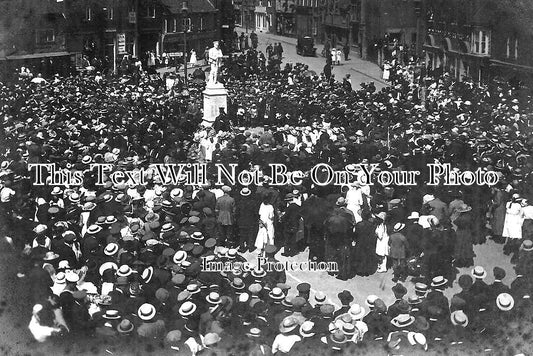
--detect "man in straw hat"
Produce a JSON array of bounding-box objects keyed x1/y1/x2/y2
[
  {"x1": 272, "y1": 316, "x2": 302, "y2": 354},
  {"x1": 389, "y1": 222, "x2": 409, "y2": 282}
]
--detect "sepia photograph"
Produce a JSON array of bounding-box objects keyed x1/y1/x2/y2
[{"x1": 0, "y1": 0, "x2": 532, "y2": 355}]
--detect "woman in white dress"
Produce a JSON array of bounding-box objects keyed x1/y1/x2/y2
[
  {"x1": 189, "y1": 49, "x2": 197, "y2": 66},
  {"x1": 375, "y1": 212, "x2": 389, "y2": 272},
  {"x1": 346, "y1": 182, "x2": 364, "y2": 224},
  {"x1": 336, "y1": 49, "x2": 342, "y2": 65},
  {"x1": 503, "y1": 193, "x2": 525, "y2": 256},
  {"x1": 255, "y1": 195, "x2": 275, "y2": 254},
  {"x1": 383, "y1": 61, "x2": 391, "y2": 81}
]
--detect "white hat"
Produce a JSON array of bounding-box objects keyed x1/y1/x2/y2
[
  {"x1": 407, "y1": 212, "x2": 420, "y2": 220},
  {"x1": 496, "y1": 293, "x2": 514, "y2": 311},
  {"x1": 104, "y1": 243, "x2": 119, "y2": 256},
  {"x1": 173, "y1": 251, "x2": 187, "y2": 264},
  {"x1": 471, "y1": 266, "x2": 487, "y2": 279},
  {"x1": 450, "y1": 310, "x2": 469, "y2": 327},
  {"x1": 422, "y1": 194, "x2": 435, "y2": 204},
  {"x1": 179, "y1": 301, "x2": 197, "y2": 316},
  {"x1": 348, "y1": 304, "x2": 365, "y2": 320},
  {"x1": 138, "y1": 303, "x2": 156, "y2": 321}
]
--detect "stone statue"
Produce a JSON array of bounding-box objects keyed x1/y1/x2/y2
[{"x1": 207, "y1": 41, "x2": 223, "y2": 85}]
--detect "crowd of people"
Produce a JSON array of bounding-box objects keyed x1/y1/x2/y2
[{"x1": 1, "y1": 40, "x2": 533, "y2": 354}]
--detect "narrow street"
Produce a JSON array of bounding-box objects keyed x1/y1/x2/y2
[{"x1": 249, "y1": 30, "x2": 388, "y2": 90}]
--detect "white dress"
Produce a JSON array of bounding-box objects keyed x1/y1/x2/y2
[
  {"x1": 255, "y1": 203, "x2": 275, "y2": 250},
  {"x1": 346, "y1": 186, "x2": 363, "y2": 223},
  {"x1": 383, "y1": 63, "x2": 391, "y2": 80},
  {"x1": 502, "y1": 202, "x2": 524, "y2": 239},
  {"x1": 189, "y1": 50, "x2": 197, "y2": 65},
  {"x1": 375, "y1": 223, "x2": 389, "y2": 257}
]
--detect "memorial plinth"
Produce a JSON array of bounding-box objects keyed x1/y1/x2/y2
[{"x1": 202, "y1": 82, "x2": 227, "y2": 127}]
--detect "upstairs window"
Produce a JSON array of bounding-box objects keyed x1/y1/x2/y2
[
  {"x1": 85, "y1": 7, "x2": 92, "y2": 21},
  {"x1": 146, "y1": 5, "x2": 155, "y2": 18},
  {"x1": 471, "y1": 30, "x2": 490, "y2": 55}
]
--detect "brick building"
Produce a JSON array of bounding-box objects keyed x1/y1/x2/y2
[
  {"x1": 275, "y1": 0, "x2": 296, "y2": 36},
  {"x1": 160, "y1": 0, "x2": 219, "y2": 58},
  {"x1": 423, "y1": 0, "x2": 533, "y2": 84}
]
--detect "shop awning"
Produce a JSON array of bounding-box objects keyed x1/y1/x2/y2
[
  {"x1": 3, "y1": 51, "x2": 74, "y2": 60},
  {"x1": 490, "y1": 59, "x2": 533, "y2": 73}
]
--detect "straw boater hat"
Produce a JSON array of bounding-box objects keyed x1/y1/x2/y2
[
  {"x1": 173, "y1": 251, "x2": 188, "y2": 264},
  {"x1": 116, "y1": 264, "x2": 133, "y2": 277},
  {"x1": 450, "y1": 310, "x2": 469, "y2": 327},
  {"x1": 348, "y1": 304, "x2": 366, "y2": 320},
  {"x1": 99, "y1": 261, "x2": 118, "y2": 276},
  {"x1": 430, "y1": 276, "x2": 448, "y2": 288},
  {"x1": 206, "y1": 292, "x2": 222, "y2": 305},
  {"x1": 103, "y1": 309, "x2": 121, "y2": 320},
  {"x1": 246, "y1": 327, "x2": 261, "y2": 338},
  {"x1": 104, "y1": 243, "x2": 119, "y2": 256},
  {"x1": 496, "y1": 293, "x2": 514, "y2": 311},
  {"x1": 240, "y1": 187, "x2": 251, "y2": 196},
  {"x1": 393, "y1": 222, "x2": 405, "y2": 232},
  {"x1": 471, "y1": 266, "x2": 487, "y2": 279},
  {"x1": 391, "y1": 314, "x2": 415, "y2": 328},
  {"x1": 137, "y1": 303, "x2": 156, "y2": 321},
  {"x1": 299, "y1": 321, "x2": 316, "y2": 338},
  {"x1": 86, "y1": 225, "x2": 102, "y2": 234},
  {"x1": 407, "y1": 211, "x2": 420, "y2": 220},
  {"x1": 279, "y1": 316, "x2": 299, "y2": 333},
  {"x1": 521, "y1": 239, "x2": 533, "y2": 251},
  {"x1": 141, "y1": 266, "x2": 154, "y2": 283},
  {"x1": 55, "y1": 272, "x2": 66, "y2": 284},
  {"x1": 269, "y1": 287, "x2": 285, "y2": 301},
  {"x1": 365, "y1": 295, "x2": 378, "y2": 308},
  {"x1": 179, "y1": 301, "x2": 197, "y2": 316},
  {"x1": 315, "y1": 291, "x2": 327, "y2": 304}
]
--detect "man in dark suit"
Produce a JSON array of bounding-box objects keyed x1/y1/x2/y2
[
  {"x1": 235, "y1": 187, "x2": 259, "y2": 251},
  {"x1": 487, "y1": 267, "x2": 510, "y2": 302},
  {"x1": 387, "y1": 283, "x2": 407, "y2": 319},
  {"x1": 215, "y1": 185, "x2": 236, "y2": 247},
  {"x1": 426, "y1": 276, "x2": 450, "y2": 317},
  {"x1": 280, "y1": 193, "x2": 303, "y2": 257},
  {"x1": 424, "y1": 193, "x2": 449, "y2": 224}
]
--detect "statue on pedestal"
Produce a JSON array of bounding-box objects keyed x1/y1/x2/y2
[{"x1": 207, "y1": 41, "x2": 223, "y2": 85}]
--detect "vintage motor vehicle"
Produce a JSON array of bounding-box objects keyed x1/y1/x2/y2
[{"x1": 296, "y1": 36, "x2": 317, "y2": 56}]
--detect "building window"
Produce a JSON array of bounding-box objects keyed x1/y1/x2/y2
[
  {"x1": 36, "y1": 29, "x2": 55, "y2": 44},
  {"x1": 182, "y1": 17, "x2": 191, "y2": 31},
  {"x1": 268, "y1": 0, "x2": 272, "y2": 6},
  {"x1": 200, "y1": 16, "x2": 204, "y2": 31},
  {"x1": 85, "y1": 7, "x2": 92, "y2": 21},
  {"x1": 515, "y1": 38, "x2": 518, "y2": 59},
  {"x1": 471, "y1": 30, "x2": 490, "y2": 55},
  {"x1": 164, "y1": 19, "x2": 168, "y2": 33},
  {"x1": 312, "y1": 19, "x2": 317, "y2": 35},
  {"x1": 173, "y1": 18, "x2": 178, "y2": 32},
  {"x1": 105, "y1": 7, "x2": 114, "y2": 20},
  {"x1": 146, "y1": 5, "x2": 155, "y2": 18},
  {"x1": 506, "y1": 37, "x2": 510, "y2": 58}
]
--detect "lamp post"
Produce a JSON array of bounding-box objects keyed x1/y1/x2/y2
[{"x1": 182, "y1": 1, "x2": 189, "y2": 89}]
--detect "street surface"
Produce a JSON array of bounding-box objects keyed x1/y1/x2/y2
[{"x1": 252, "y1": 31, "x2": 387, "y2": 91}]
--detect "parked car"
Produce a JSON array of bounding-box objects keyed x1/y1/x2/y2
[{"x1": 296, "y1": 36, "x2": 316, "y2": 57}]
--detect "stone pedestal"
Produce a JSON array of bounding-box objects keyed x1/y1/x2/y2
[{"x1": 202, "y1": 82, "x2": 228, "y2": 127}]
